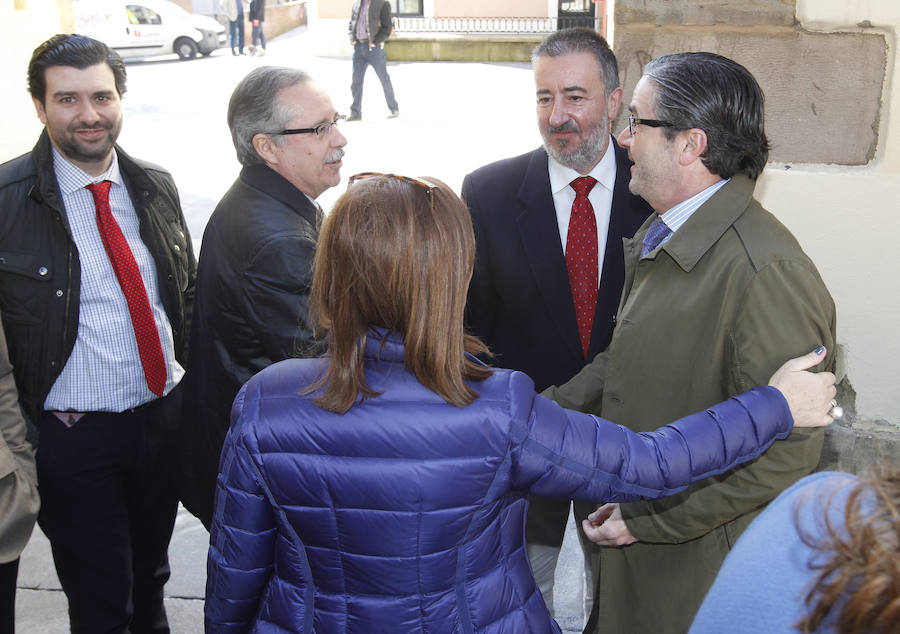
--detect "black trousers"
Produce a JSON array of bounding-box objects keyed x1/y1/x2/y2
[
  {"x1": 0, "y1": 559, "x2": 17, "y2": 634},
  {"x1": 36, "y1": 390, "x2": 180, "y2": 634}
]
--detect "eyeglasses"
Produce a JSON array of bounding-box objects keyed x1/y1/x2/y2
[
  {"x1": 629, "y1": 113, "x2": 676, "y2": 135},
  {"x1": 349, "y1": 172, "x2": 438, "y2": 208},
  {"x1": 268, "y1": 113, "x2": 346, "y2": 139}
]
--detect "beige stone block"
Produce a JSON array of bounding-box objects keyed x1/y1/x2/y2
[
  {"x1": 615, "y1": 0, "x2": 796, "y2": 27},
  {"x1": 613, "y1": 29, "x2": 886, "y2": 165}
]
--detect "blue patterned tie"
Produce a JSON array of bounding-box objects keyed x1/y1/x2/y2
[{"x1": 641, "y1": 216, "x2": 672, "y2": 258}]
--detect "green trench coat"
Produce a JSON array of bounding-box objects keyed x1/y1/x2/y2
[{"x1": 545, "y1": 175, "x2": 836, "y2": 634}]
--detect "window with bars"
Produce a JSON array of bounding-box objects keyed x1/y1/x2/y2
[
  {"x1": 560, "y1": 0, "x2": 593, "y2": 13},
  {"x1": 390, "y1": 0, "x2": 423, "y2": 17}
]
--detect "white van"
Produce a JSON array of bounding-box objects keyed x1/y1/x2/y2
[{"x1": 73, "y1": 0, "x2": 227, "y2": 60}]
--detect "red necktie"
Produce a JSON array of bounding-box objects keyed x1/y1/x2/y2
[
  {"x1": 566, "y1": 176, "x2": 598, "y2": 358},
  {"x1": 86, "y1": 181, "x2": 167, "y2": 396}
]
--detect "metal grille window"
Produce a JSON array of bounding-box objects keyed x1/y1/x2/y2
[
  {"x1": 390, "y1": 0, "x2": 423, "y2": 17},
  {"x1": 392, "y1": 16, "x2": 602, "y2": 34},
  {"x1": 560, "y1": 0, "x2": 593, "y2": 11}
]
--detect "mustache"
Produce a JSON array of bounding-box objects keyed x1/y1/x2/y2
[
  {"x1": 70, "y1": 122, "x2": 113, "y2": 132},
  {"x1": 548, "y1": 121, "x2": 580, "y2": 134},
  {"x1": 325, "y1": 148, "x2": 345, "y2": 164}
]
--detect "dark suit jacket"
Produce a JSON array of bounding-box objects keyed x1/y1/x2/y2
[{"x1": 462, "y1": 142, "x2": 651, "y2": 391}]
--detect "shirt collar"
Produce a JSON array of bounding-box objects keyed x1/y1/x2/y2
[
  {"x1": 658, "y1": 178, "x2": 728, "y2": 234},
  {"x1": 52, "y1": 145, "x2": 123, "y2": 195},
  {"x1": 548, "y1": 135, "x2": 617, "y2": 196}
]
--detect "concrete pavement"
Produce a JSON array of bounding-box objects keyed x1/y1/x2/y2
[{"x1": 14, "y1": 24, "x2": 587, "y2": 633}]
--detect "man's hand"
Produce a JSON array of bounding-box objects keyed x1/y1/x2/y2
[{"x1": 581, "y1": 503, "x2": 638, "y2": 546}]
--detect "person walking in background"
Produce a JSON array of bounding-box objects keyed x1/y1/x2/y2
[
  {"x1": 248, "y1": 0, "x2": 266, "y2": 56},
  {"x1": 545, "y1": 52, "x2": 837, "y2": 634},
  {"x1": 221, "y1": 0, "x2": 246, "y2": 56},
  {"x1": 0, "y1": 313, "x2": 39, "y2": 634},
  {"x1": 462, "y1": 28, "x2": 651, "y2": 621},
  {"x1": 204, "y1": 171, "x2": 837, "y2": 632},
  {"x1": 0, "y1": 34, "x2": 195, "y2": 633},
  {"x1": 179, "y1": 66, "x2": 346, "y2": 529},
  {"x1": 347, "y1": 0, "x2": 399, "y2": 121}
]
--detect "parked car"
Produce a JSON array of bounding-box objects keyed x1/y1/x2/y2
[{"x1": 73, "y1": 0, "x2": 226, "y2": 60}]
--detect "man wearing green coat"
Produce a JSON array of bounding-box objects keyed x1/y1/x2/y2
[{"x1": 544, "y1": 53, "x2": 836, "y2": 633}]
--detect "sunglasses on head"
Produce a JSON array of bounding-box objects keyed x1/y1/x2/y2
[{"x1": 348, "y1": 172, "x2": 438, "y2": 208}]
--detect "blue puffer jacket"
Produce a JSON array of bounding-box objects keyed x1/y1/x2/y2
[{"x1": 206, "y1": 332, "x2": 793, "y2": 633}]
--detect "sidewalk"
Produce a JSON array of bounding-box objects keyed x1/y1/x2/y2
[{"x1": 14, "y1": 25, "x2": 586, "y2": 633}]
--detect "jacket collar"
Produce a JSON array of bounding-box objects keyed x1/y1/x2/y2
[
  {"x1": 654, "y1": 174, "x2": 757, "y2": 272},
  {"x1": 30, "y1": 129, "x2": 157, "y2": 205},
  {"x1": 363, "y1": 329, "x2": 405, "y2": 362},
  {"x1": 361, "y1": 329, "x2": 488, "y2": 370},
  {"x1": 239, "y1": 163, "x2": 321, "y2": 228}
]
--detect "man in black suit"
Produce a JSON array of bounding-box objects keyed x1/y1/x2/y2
[{"x1": 461, "y1": 28, "x2": 651, "y2": 622}]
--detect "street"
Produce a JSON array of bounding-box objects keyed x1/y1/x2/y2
[{"x1": 13, "y1": 24, "x2": 588, "y2": 633}]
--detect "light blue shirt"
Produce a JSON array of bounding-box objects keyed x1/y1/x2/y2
[
  {"x1": 690, "y1": 471, "x2": 867, "y2": 633},
  {"x1": 656, "y1": 178, "x2": 729, "y2": 247},
  {"x1": 44, "y1": 148, "x2": 184, "y2": 413}
]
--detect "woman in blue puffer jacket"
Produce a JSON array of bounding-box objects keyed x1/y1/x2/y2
[{"x1": 205, "y1": 173, "x2": 836, "y2": 633}]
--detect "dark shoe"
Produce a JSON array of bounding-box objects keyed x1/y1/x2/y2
[
  {"x1": 347, "y1": 114, "x2": 362, "y2": 122},
  {"x1": 388, "y1": 110, "x2": 399, "y2": 119}
]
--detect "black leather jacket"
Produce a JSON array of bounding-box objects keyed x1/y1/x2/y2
[
  {"x1": 180, "y1": 163, "x2": 321, "y2": 527},
  {"x1": 0, "y1": 131, "x2": 196, "y2": 423}
]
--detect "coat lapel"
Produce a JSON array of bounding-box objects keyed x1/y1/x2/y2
[
  {"x1": 661, "y1": 175, "x2": 756, "y2": 273},
  {"x1": 589, "y1": 141, "x2": 652, "y2": 356},
  {"x1": 239, "y1": 164, "x2": 321, "y2": 230}
]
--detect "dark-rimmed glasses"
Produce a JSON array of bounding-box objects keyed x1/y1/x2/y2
[
  {"x1": 629, "y1": 113, "x2": 676, "y2": 135},
  {"x1": 268, "y1": 113, "x2": 346, "y2": 139},
  {"x1": 349, "y1": 172, "x2": 438, "y2": 208}
]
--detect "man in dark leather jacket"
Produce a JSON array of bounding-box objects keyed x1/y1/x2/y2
[
  {"x1": 0, "y1": 133, "x2": 194, "y2": 425},
  {"x1": 0, "y1": 35, "x2": 195, "y2": 633},
  {"x1": 179, "y1": 66, "x2": 346, "y2": 528}
]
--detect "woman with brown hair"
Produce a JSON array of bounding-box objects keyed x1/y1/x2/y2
[{"x1": 205, "y1": 173, "x2": 836, "y2": 633}]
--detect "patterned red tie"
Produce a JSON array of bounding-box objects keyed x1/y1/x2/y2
[
  {"x1": 566, "y1": 176, "x2": 598, "y2": 358},
  {"x1": 86, "y1": 181, "x2": 167, "y2": 396}
]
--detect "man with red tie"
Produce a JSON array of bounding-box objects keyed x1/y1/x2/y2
[
  {"x1": 0, "y1": 34, "x2": 195, "y2": 633},
  {"x1": 461, "y1": 28, "x2": 651, "y2": 622}
]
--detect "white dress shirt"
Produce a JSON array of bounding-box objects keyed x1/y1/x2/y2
[{"x1": 548, "y1": 139, "x2": 617, "y2": 288}]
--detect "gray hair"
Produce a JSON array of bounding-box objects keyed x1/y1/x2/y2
[
  {"x1": 532, "y1": 27, "x2": 620, "y2": 96},
  {"x1": 227, "y1": 66, "x2": 312, "y2": 166},
  {"x1": 643, "y1": 52, "x2": 770, "y2": 180}
]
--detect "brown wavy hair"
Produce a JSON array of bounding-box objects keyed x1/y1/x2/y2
[
  {"x1": 796, "y1": 471, "x2": 900, "y2": 633},
  {"x1": 309, "y1": 174, "x2": 492, "y2": 413}
]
